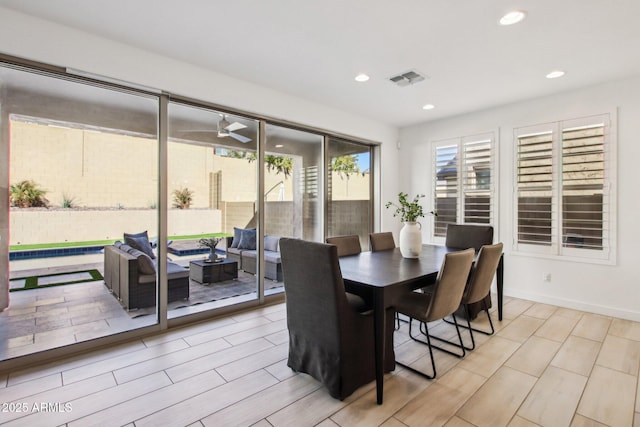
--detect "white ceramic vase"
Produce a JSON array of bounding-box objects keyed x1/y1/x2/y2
[{"x1": 399, "y1": 221, "x2": 422, "y2": 258}]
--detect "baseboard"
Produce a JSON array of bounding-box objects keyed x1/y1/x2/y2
[{"x1": 504, "y1": 289, "x2": 640, "y2": 322}]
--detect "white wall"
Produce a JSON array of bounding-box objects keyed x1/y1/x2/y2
[{"x1": 400, "y1": 74, "x2": 640, "y2": 321}]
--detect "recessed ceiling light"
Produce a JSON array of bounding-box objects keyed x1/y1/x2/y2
[
  {"x1": 275, "y1": 144, "x2": 284, "y2": 148},
  {"x1": 355, "y1": 73, "x2": 370, "y2": 82},
  {"x1": 422, "y1": 104, "x2": 435, "y2": 110},
  {"x1": 546, "y1": 70, "x2": 566, "y2": 79},
  {"x1": 499, "y1": 10, "x2": 527, "y2": 25}
]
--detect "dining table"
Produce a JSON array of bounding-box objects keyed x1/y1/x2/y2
[{"x1": 338, "y1": 244, "x2": 504, "y2": 405}]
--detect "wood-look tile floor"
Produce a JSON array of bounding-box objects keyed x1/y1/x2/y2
[
  {"x1": 0, "y1": 264, "x2": 276, "y2": 361},
  {"x1": 1, "y1": 295, "x2": 639, "y2": 427}
]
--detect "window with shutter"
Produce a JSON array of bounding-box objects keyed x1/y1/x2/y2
[
  {"x1": 432, "y1": 132, "x2": 496, "y2": 238},
  {"x1": 514, "y1": 113, "x2": 615, "y2": 262},
  {"x1": 516, "y1": 130, "x2": 554, "y2": 246}
]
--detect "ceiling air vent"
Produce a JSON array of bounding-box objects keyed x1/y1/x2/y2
[{"x1": 388, "y1": 69, "x2": 427, "y2": 87}]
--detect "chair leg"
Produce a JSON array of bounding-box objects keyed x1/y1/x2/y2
[
  {"x1": 396, "y1": 316, "x2": 467, "y2": 380},
  {"x1": 445, "y1": 299, "x2": 496, "y2": 339},
  {"x1": 395, "y1": 318, "x2": 437, "y2": 379},
  {"x1": 427, "y1": 314, "x2": 467, "y2": 358}
]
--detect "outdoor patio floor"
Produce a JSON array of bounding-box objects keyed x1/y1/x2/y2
[{"x1": 2, "y1": 253, "x2": 283, "y2": 362}]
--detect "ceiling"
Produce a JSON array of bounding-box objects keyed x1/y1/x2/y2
[{"x1": 1, "y1": 0, "x2": 640, "y2": 128}]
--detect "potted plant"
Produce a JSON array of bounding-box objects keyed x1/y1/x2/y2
[
  {"x1": 199, "y1": 237, "x2": 223, "y2": 262},
  {"x1": 386, "y1": 192, "x2": 427, "y2": 258}
]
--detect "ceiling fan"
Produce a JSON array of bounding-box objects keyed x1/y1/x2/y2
[
  {"x1": 217, "y1": 115, "x2": 251, "y2": 143},
  {"x1": 178, "y1": 114, "x2": 252, "y2": 143}
]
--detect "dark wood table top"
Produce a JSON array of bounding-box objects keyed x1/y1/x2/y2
[{"x1": 338, "y1": 245, "x2": 456, "y2": 288}]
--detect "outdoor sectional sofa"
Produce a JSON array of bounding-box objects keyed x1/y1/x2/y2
[
  {"x1": 225, "y1": 229, "x2": 283, "y2": 281},
  {"x1": 104, "y1": 241, "x2": 189, "y2": 309}
]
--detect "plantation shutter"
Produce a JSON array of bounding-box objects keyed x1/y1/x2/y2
[
  {"x1": 514, "y1": 113, "x2": 614, "y2": 261},
  {"x1": 433, "y1": 143, "x2": 458, "y2": 237},
  {"x1": 462, "y1": 136, "x2": 493, "y2": 224},
  {"x1": 516, "y1": 129, "x2": 554, "y2": 246},
  {"x1": 432, "y1": 132, "x2": 495, "y2": 238},
  {"x1": 561, "y1": 119, "x2": 607, "y2": 251}
]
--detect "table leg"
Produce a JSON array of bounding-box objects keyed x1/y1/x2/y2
[
  {"x1": 373, "y1": 289, "x2": 385, "y2": 405},
  {"x1": 497, "y1": 254, "x2": 504, "y2": 321}
]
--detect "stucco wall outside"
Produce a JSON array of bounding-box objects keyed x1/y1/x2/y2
[
  {"x1": 9, "y1": 208, "x2": 221, "y2": 246},
  {"x1": 10, "y1": 120, "x2": 369, "y2": 210},
  {"x1": 9, "y1": 199, "x2": 368, "y2": 246}
]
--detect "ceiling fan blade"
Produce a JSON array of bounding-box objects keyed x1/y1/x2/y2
[
  {"x1": 225, "y1": 121, "x2": 247, "y2": 132},
  {"x1": 229, "y1": 132, "x2": 252, "y2": 143}
]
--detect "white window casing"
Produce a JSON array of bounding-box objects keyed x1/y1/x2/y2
[
  {"x1": 513, "y1": 112, "x2": 616, "y2": 264},
  {"x1": 431, "y1": 131, "x2": 498, "y2": 242}
]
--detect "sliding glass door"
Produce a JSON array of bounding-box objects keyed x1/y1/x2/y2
[
  {"x1": 1, "y1": 64, "x2": 160, "y2": 360},
  {"x1": 327, "y1": 138, "x2": 372, "y2": 249},
  {"x1": 0, "y1": 56, "x2": 377, "y2": 366},
  {"x1": 167, "y1": 102, "x2": 259, "y2": 317},
  {"x1": 262, "y1": 124, "x2": 324, "y2": 295}
]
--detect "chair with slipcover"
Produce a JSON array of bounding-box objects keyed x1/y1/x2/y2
[{"x1": 280, "y1": 238, "x2": 394, "y2": 400}]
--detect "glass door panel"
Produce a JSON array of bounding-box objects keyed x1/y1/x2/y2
[
  {"x1": 167, "y1": 102, "x2": 258, "y2": 317},
  {"x1": 263, "y1": 124, "x2": 324, "y2": 294},
  {"x1": 327, "y1": 139, "x2": 372, "y2": 249},
  {"x1": 1, "y1": 64, "x2": 159, "y2": 361}
]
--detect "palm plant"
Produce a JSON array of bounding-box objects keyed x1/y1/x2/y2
[
  {"x1": 10, "y1": 180, "x2": 49, "y2": 207},
  {"x1": 172, "y1": 187, "x2": 193, "y2": 209},
  {"x1": 330, "y1": 155, "x2": 361, "y2": 180},
  {"x1": 228, "y1": 151, "x2": 294, "y2": 177}
]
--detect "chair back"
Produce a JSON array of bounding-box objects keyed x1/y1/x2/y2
[
  {"x1": 326, "y1": 235, "x2": 362, "y2": 257},
  {"x1": 369, "y1": 232, "x2": 395, "y2": 251},
  {"x1": 463, "y1": 243, "x2": 503, "y2": 304},
  {"x1": 445, "y1": 224, "x2": 493, "y2": 251},
  {"x1": 426, "y1": 248, "x2": 475, "y2": 321},
  {"x1": 280, "y1": 238, "x2": 346, "y2": 344}
]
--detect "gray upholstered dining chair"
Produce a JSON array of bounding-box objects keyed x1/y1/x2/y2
[
  {"x1": 445, "y1": 224, "x2": 494, "y2": 319},
  {"x1": 394, "y1": 248, "x2": 475, "y2": 379},
  {"x1": 326, "y1": 235, "x2": 362, "y2": 257},
  {"x1": 280, "y1": 238, "x2": 393, "y2": 400},
  {"x1": 444, "y1": 243, "x2": 503, "y2": 350},
  {"x1": 369, "y1": 232, "x2": 396, "y2": 252},
  {"x1": 445, "y1": 224, "x2": 493, "y2": 251}
]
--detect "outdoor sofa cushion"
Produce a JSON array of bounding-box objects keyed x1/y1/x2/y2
[
  {"x1": 127, "y1": 248, "x2": 156, "y2": 274},
  {"x1": 264, "y1": 235, "x2": 280, "y2": 252},
  {"x1": 124, "y1": 230, "x2": 156, "y2": 259}
]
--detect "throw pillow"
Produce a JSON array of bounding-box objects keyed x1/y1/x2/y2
[
  {"x1": 238, "y1": 228, "x2": 257, "y2": 250},
  {"x1": 127, "y1": 248, "x2": 156, "y2": 275},
  {"x1": 231, "y1": 227, "x2": 243, "y2": 248},
  {"x1": 232, "y1": 227, "x2": 256, "y2": 248},
  {"x1": 124, "y1": 230, "x2": 149, "y2": 240},
  {"x1": 264, "y1": 235, "x2": 280, "y2": 252},
  {"x1": 124, "y1": 231, "x2": 156, "y2": 260}
]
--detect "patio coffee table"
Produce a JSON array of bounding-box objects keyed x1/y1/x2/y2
[{"x1": 189, "y1": 258, "x2": 238, "y2": 284}]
